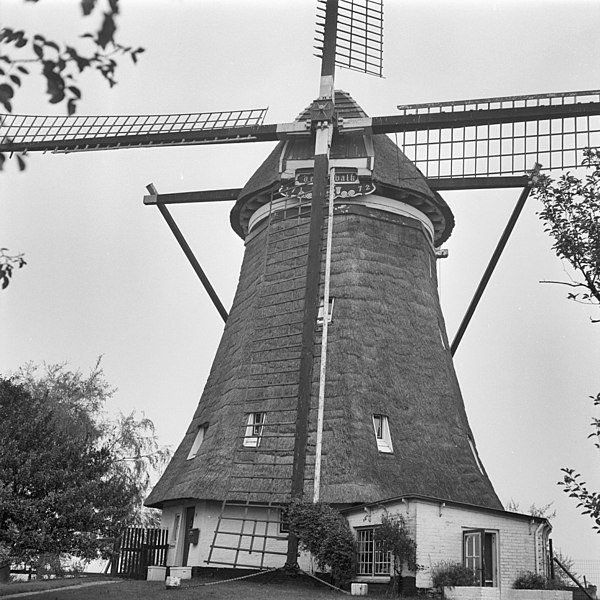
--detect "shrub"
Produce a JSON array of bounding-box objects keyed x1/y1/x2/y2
[
  {"x1": 513, "y1": 571, "x2": 560, "y2": 590},
  {"x1": 286, "y1": 500, "x2": 356, "y2": 588},
  {"x1": 432, "y1": 561, "x2": 478, "y2": 588}
]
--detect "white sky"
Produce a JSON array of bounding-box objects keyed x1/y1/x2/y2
[{"x1": 2, "y1": 0, "x2": 600, "y2": 564}]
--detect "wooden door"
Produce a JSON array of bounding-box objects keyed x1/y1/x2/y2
[{"x1": 182, "y1": 506, "x2": 195, "y2": 567}]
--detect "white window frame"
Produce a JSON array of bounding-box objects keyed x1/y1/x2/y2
[
  {"x1": 372, "y1": 414, "x2": 393, "y2": 453},
  {"x1": 317, "y1": 297, "x2": 335, "y2": 325},
  {"x1": 187, "y1": 423, "x2": 208, "y2": 460},
  {"x1": 356, "y1": 527, "x2": 391, "y2": 577},
  {"x1": 463, "y1": 529, "x2": 498, "y2": 587},
  {"x1": 243, "y1": 412, "x2": 265, "y2": 447}
]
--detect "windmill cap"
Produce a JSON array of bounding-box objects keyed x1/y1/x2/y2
[{"x1": 231, "y1": 91, "x2": 454, "y2": 246}]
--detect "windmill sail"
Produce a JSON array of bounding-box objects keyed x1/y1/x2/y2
[
  {"x1": 315, "y1": 0, "x2": 384, "y2": 77},
  {"x1": 0, "y1": 108, "x2": 298, "y2": 153}
]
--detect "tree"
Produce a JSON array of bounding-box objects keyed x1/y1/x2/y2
[
  {"x1": 0, "y1": 359, "x2": 170, "y2": 564},
  {"x1": 373, "y1": 512, "x2": 418, "y2": 594},
  {"x1": 534, "y1": 148, "x2": 600, "y2": 319},
  {"x1": 558, "y1": 393, "x2": 600, "y2": 534},
  {"x1": 286, "y1": 500, "x2": 356, "y2": 588},
  {"x1": 533, "y1": 148, "x2": 600, "y2": 533}
]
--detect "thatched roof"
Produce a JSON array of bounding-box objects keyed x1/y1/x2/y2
[
  {"x1": 230, "y1": 91, "x2": 454, "y2": 246},
  {"x1": 147, "y1": 212, "x2": 501, "y2": 511},
  {"x1": 146, "y1": 91, "x2": 501, "y2": 512}
]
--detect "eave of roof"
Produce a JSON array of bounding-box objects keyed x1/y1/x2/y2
[{"x1": 340, "y1": 493, "x2": 552, "y2": 528}]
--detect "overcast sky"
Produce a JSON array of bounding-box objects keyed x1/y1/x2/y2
[{"x1": 2, "y1": 0, "x2": 600, "y2": 565}]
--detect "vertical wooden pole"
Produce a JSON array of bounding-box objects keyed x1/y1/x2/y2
[{"x1": 286, "y1": 0, "x2": 338, "y2": 569}]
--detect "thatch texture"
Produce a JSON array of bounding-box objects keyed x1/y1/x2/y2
[
  {"x1": 147, "y1": 91, "x2": 501, "y2": 512},
  {"x1": 147, "y1": 202, "x2": 501, "y2": 510}
]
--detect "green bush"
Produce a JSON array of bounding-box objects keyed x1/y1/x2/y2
[
  {"x1": 513, "y1": 571, "x2": 560, "y2": 590},
  {"x1": 286, "y1": 500, "x2": 356, "y2": 588},
  {"x1": 431, "y1": 561, "x2": 478, "y2": 587}
]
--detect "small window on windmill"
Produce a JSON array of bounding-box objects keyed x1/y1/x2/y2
[
  {"x1": 187, "y1": 423, "x2": 208, "y2": 460},
  {"x1": 243, "y1": 412, "x2": 265, "y2": 447},
  {"x1": 372, "y1": 414, "x2": 393, "y2": 453},
  {"x1": 317, "y1": 297, "x2": 334, "y2": 326}
]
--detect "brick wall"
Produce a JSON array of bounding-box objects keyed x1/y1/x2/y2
[{"x1": 345, "y1": 498, "x2": 549, "y2": 591}]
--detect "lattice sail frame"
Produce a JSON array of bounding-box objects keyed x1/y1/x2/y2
[
  {"x1": 315, "y1": 0, "x2": 384, "y2": 77},
  {"x1": 0, "y1": 108, "x2": 268, "y2": 151},
  {"x1": 396, "y1": 90, "x2": 600, "y2": 180}
]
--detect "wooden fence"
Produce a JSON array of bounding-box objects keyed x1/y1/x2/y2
[{"x1": 117, "y1": 527, "x2": 169, "y2": 579}]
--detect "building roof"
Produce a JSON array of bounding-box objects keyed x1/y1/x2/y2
[
  {"x1": 341, "y1": 494, "x2": 552, "y2": 528},
  {"x1": 230, "y1": 91, "x2": 454, "y2": 246}
]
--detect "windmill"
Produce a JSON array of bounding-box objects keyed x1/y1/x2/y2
[{"x1": 3, "y1": 0, "x2": 600, "y2": 581}]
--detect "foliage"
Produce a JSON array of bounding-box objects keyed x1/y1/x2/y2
[
  {"x1": 505, "y1": 500, "x2": 557, "y2": 520},
  {"x1": 373, "y1": 511, "x2": 417, "y2": 579},
  {"x1": 0, "y1": 542, "x2": 10, "y2": 566},
  {"x1": 533, "y1": 148, "x2": 600, "y2": 319},
  {"x1": 431, "y1": 561, "x2": 478, "y2": 588},
  {"x1": 0, "y1": 0, "x2": 144, "y2": 171},
  {"x1": 286, "y1": 500, "x2": 356, "y2": 588},
  {"x1": 513, "y1": 571, "x2": 560, "y2": 590},
  {"x1": 0, "y1": 359, "x2": 169, "y2": 563},
  {"x1": 534, "y1": 149, "x2": 600, "y2": 534},
  {"x1": 558, "y1": 393, "x2": 600, "y2": 534},
  {"x1": 553, "y1": 548, "x2": 579, "y2": 587},
  {"x1": 0, "y1": 247, "x2": 26, "y2": 290}
]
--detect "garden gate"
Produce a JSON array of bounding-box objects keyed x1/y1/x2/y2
[{"x1": 117, "y1": 527, "x2": 169, "y2": 579}]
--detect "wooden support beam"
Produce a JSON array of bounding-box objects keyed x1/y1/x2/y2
[
  {"x1": 450, "y1": 175, "x2": 537, "y2": 356},
  {"x1": 146, "y1": 184, "x2": 229, "y2": 323},
  {"x1": 143, "y1": 188, "x2": 242, "y2": 204}
]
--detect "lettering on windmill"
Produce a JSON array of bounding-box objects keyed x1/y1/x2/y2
[{"x1": 279, "y1": 168, "x2": 375, "y2": 200}]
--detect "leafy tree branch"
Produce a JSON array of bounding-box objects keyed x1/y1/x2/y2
[
  {"x1": 534, "y1": 148, "x2": 600, "y2": 320},
  {"x1": 0, "y1": 0, "x2": 143, "y2": 116},
  {"x1": 0, "y1": 248, "x2": 26, "y2": 289}
]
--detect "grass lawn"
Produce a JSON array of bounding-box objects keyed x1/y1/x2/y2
[{"x1": 0, "y1": 573, "x2": 357, "y2": 599}]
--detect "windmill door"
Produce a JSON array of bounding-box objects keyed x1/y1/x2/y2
[
  {"x1": 182, "y1": 507, "x2": 196, "y2": 567},
  {"x1": 463, "y1": 529, "x2": 497, "y2": 587}
]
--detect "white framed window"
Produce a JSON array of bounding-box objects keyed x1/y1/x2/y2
[
  {"x1": 356, "y1": 527, "x2": 391, "y2": 576},
  {"x1": 243, "y1": 412, "x2": 265, "y2": 447},
  {"x1": 187, "y1": 423, "x2": 208, "y2": 460},
  {"x1": 463, "y1": 529, "x2": 498, "y2": 587},
  {"x1": 372, "y1": 414, "x2": 393, "y2": 453},
  {"x1": 317, "y1": 297, "x2": 335, "y2": 325}
]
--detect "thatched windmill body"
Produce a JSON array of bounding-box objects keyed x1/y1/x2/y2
[{"x1": 2, "y1": 0, "x2": 600, "y2": 579}]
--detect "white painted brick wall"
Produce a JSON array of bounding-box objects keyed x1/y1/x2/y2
[
  {"x1": 160, "y1": 501, "x2": 311, "y2": 571},
  {"x1": 345, "y1": 499, "x2": 547, "y2": 591}
]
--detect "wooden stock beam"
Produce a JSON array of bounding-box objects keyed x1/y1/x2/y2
[
  {"x1": 143, "y1": 188, "x2": 242, "y2": 205},
  {"x1": 366, "y1": 101, "x2": 600, "y2": 134}
]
